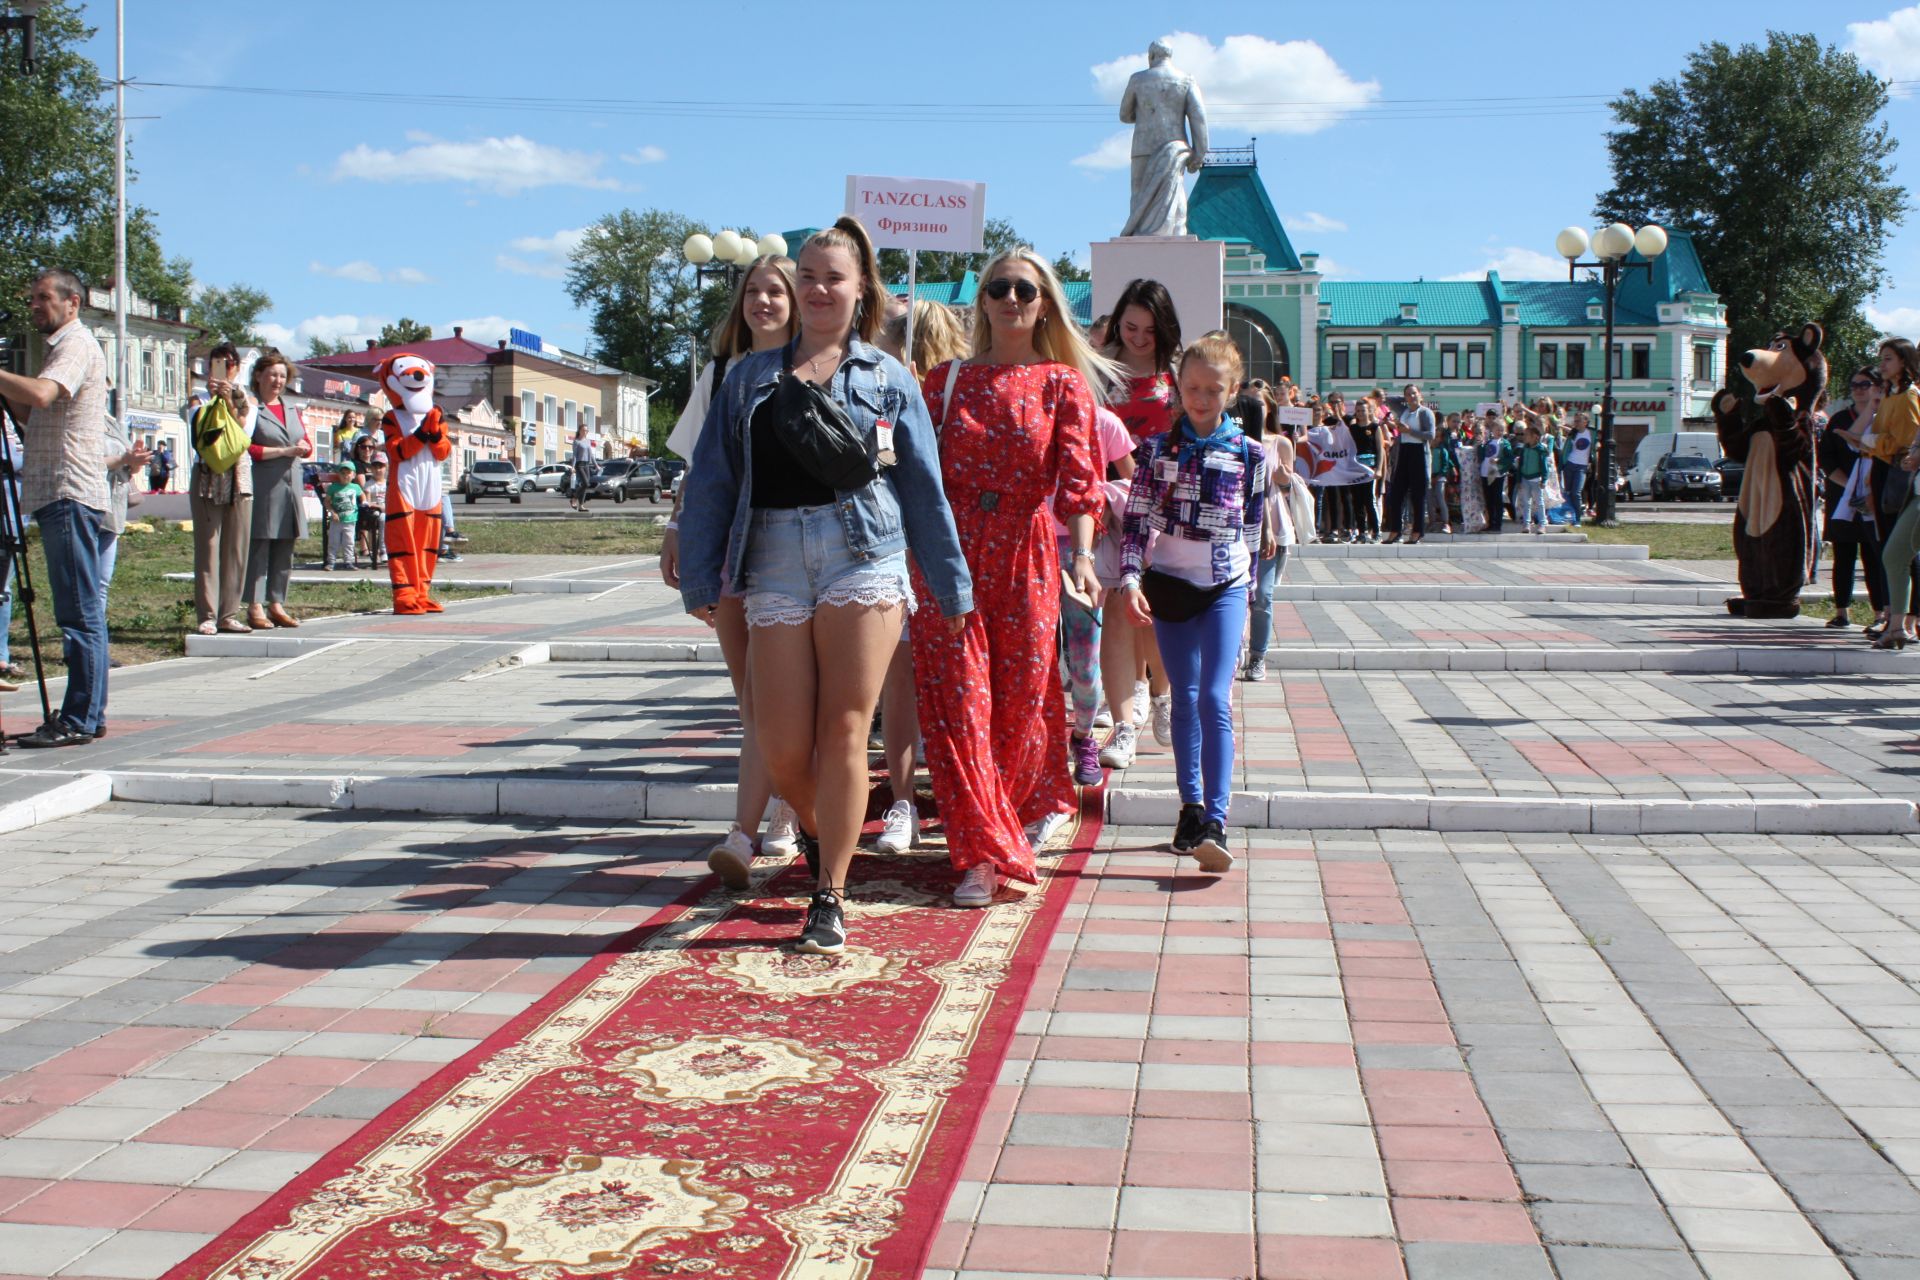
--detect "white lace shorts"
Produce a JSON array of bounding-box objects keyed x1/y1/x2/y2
[{"x1": 741, "y1": 504, "x2": 913, "y2": 628}]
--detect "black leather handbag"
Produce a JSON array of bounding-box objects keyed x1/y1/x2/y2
[
  {"x1": 1881, "y1": 459, "x2": 1914, "y2": 520},
  {"x1": 772, "y1": 350, "x2": 877, "y2": 492}
]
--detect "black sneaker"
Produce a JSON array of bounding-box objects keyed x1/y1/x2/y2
[
  {"x1": 797, "y1": 831, "x2": 821, "y2": 882},
  {"x1": 1826, "y1": 614, "x2": 1853, "y2": 629},
  {"x1": 1193, "y1": 820, "x2": 1235, "y2": 873},
  {"x1": 17, "y1": 719, "x2": 93, "y2": 749},
  {"x1": 796, "y1": 890, "x2": 847, "y2": 956},
  {"x1": 1170, "y1": 803, "x2": 1206, "y2": 854}
]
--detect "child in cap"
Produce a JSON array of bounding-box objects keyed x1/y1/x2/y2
[{"x1": 326, "y1": 460, "x2": 365, "y2": 570}]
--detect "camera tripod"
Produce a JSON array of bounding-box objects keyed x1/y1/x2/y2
[{"x1": 0, "y1": 394, "x2": 54, "y2": 752}]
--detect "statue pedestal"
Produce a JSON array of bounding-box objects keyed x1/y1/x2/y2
[{"x1": 1090, "y1": 237, "x2": 1224, "y2": 340}]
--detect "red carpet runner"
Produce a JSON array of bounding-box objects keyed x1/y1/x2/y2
[{"x1": 168, "y1": 790, "x2": 1101, "y2": 1280}]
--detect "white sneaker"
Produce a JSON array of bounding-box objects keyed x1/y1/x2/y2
[
  {"x1": 1152, "y1": 694, "x2": 1174, "y2": 746},
  {"x1": 952, "y1": 863, "x2": 997, "y2": 908},
  {"x1": 1026, "y1": 809, "x2": 1071, "y2": 853},
  {"x1": 1099, "y1": 722, "x2": 1137, "y2": 769},
  {"x1": 1132, "y1": 679, "x2": 1151, "y2": 727},
  {"x1": 876, "y1": 799, "x2": 918, "y2": 854},
  {"x1": 706, "y1": 825, "x2": 754, "y2": 889},
  {"x1": 763, "y1": 799, "x2": 800, "y2": 857},
  {"x1": 1093, "y1": 702, "x2": 1113, "y2": 730}
]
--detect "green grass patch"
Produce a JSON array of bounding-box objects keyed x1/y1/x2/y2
[
  {"x1": 451, "y1": 518, "x2": 665, "y2": 557},
  {"x1": 5, "y1": 522, "x2": 500, "y2": 674},
  {"x1": 1583, "y1": 522, "x2": 1734, "y2": 560}
]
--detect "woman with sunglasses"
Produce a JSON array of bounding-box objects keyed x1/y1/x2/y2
[
  {"x1": 912, "y1": 250, "x2": 1113, "y2": 908},
  {"x1": 1821, "y1": 368, "x2": 1887, "y2": 630},
  {"x1": 679, "y1": 217, "x2": 972, "y2": 955}
]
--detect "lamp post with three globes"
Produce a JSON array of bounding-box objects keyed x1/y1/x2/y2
[{"x1": 1555, "y1": 221, "x2": 1667, "y2": 526}]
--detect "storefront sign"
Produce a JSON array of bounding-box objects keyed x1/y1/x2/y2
[
  {"x1": 1615, "y1": 400, "x2": 1668, "y2": 412},
  {"x1": 845, "y1": 175, "x2": 986, "y2": 253}
]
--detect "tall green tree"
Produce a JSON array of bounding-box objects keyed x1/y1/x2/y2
[
  {"x1": 55, "y1": 206, "x2": 194, "y2": 311},
  {"x1": 1596, "y1": 32, "x2": 1904, "y2": 378},
  {"x1": 189, "y1": 283, "x2": 272, "y2": 347},
  {"x1": 377, "y1": 318, "x2": 433, "y2": 347},
  {"x1": 565, "y1": 209, "x2": 742, "y2": 409},
  {"x1": 307, "y1": 335, "x2": 354, "y2": 358},
  {"x1": 0, "y1": 1, "x2": 113, "y2": 317}
]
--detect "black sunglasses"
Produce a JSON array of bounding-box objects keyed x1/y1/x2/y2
[{"x1": 984, "y1": 277, "x2": 1041, "y2": 304}]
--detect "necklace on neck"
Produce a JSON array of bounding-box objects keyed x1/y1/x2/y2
[{"x1": 799, "y1": 344, "x2": 844, "y2": 379}]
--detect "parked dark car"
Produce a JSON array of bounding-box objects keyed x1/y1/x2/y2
[
  {"x1": 1650, "y1": 453, "x2": 1719, "y2": 501},
  {"x1": 1716, "y1": 457, "x2": 1744, "y2": 501},
  {"x1": 585, "y1": 458, "x2": 662, "y2": 503},
  {"x1": 459, "y1": 458, "x2": 523, "y2": 503}
]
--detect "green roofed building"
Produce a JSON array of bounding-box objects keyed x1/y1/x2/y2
[{"x1": 882, "y1": 143, "x2": 1728, "y2": 457}]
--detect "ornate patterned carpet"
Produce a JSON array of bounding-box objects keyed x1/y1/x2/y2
[{"x1": 165, "y1": 793, "x2": 1101, "y2": 1280}]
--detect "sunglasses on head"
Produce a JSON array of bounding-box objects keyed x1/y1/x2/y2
[{"x1": 984, "y1": 277, "x2": 1040, "y2": 304}]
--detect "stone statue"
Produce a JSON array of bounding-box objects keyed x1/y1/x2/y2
[{"x1": 1119, "y1": 39, "x2": 1209, "y2": 238}]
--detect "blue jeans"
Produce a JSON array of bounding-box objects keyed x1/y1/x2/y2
[
  {"x1": 742, "y1": 503, "x2": 911, "y2": 628},
  {"x1": 1517, "y1": 478, "x2": 1547, "y2": 528},
  {"x1": 0, "y1": 552, "x2": 13, "y2": 665},
  {"x1": 1561, "y1": 465, "x2": 1586, "y2": 524},
  {"x1": 1154, "y1": 582, "x2": 1249, "y2": 825},
  {"x1": 1246, "y1": 548, "x2": 1288, "y2": 659},
  {"x1": 35, "y1": 499, "x2": 109, "y2": 734}
]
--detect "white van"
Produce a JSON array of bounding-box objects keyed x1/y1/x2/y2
[{"x1": 1626, "y1": 431, "x2": 1722, "y2": 500}]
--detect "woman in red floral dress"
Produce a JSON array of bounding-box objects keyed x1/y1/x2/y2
[{"x1": 911, "y1": 249, "x2": 1113, "y2": 907}]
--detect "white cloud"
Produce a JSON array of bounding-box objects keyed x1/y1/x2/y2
[
  {"x1": 1088, "y1": 32, "x2": 1379, "y2": 134},
  {"x1": 1309, "y1": 256, "x2": 1350, "y2": 278},
  {"x1": 309, "y1": 260, "x2": 431, "y2": 285},
  {"x1": 621, "y1": 145, "x2": 667, "y2": 165},
  {"x1": 259, "y1": 313, "x2": 385, "y2": 352},
  {"x1": 1073, "y1": 130, "x2": 1133, "y2": 171},
  {"x1": 439, "y1": 316, "x2": 523, "y2": 346},
  {"x1": 1289, "y1": 210, "x2": 1347, "y2": 235},
  {"x1": 1848, "y1": 7, "x2": 1920, "y2": 91},
  {"x1": 332, "y1": 134, "x2": 620, "y2": 196},
  {"x1": 495, "y1": 227, "x2": 588, "y2": 279},
  {"x1": 1442, "y1": 246, "x2": 1569, "y2": 282},
  {"x1": 1868, "y1": 303, "x2": 1920, "y2": 335}
]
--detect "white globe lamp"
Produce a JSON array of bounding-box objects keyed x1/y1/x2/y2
[
  {"x1": 1555, "y1": 227, "x2": 1590, "y2": 261},
  {"x1": 1633, "y1": 224, "x2": 1668, "y2": 259},
  {"x1": 757, "y1": 233, "x2": 788, "y2": 259},
  {"x1": 683, "y1": 234, "x2": 714, "y2": 265},
  {"x1": 1597, "y1": 223, "x2": 1636, "y2": 260},
  {"x1": 711, "y1": 230, "x2": 743, "y2": 263}
]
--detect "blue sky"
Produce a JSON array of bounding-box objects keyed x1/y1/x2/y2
[{"x1": 66, "y1": 0, "x2": 1920, "y2": 356}]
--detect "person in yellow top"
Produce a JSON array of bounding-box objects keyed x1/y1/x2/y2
[{"x1": 1874, "y1": 338, "x2": 1920, "y2": 648}]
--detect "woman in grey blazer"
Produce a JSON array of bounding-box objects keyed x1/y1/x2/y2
[{"x1": 242, "y1": 349, "x2": 312, "y2": 628}]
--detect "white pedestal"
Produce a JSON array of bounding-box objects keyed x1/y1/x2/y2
[{"x1": 1090, "y1": 237, "x2": 1224, "y2": 340}]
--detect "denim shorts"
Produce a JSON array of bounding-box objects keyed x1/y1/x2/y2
[{"x1": 742, "y1": 504, "x2": 912, "y2": 628}]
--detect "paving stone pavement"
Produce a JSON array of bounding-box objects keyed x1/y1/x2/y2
[{"x1": 0, "y1": 806, "x2": 1917, "y2": 1278}]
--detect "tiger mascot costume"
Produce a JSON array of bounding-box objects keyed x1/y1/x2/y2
[{"x1": 375, "y1": 353, "x2": 452, "y2": 614}]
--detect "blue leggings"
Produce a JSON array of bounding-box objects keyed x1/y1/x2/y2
[{"x1": 1153, "y1": 583, "x2": 1248, "y2": 825}]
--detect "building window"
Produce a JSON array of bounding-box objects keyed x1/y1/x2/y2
[
  {"x1": 138, "y1": 346, "x2": 154, "y2": 394},
  {"x1": 1357, "y1": 344, "x2": 1377, "y2": 379},
  {"x1": 1466, "y1": 344, "x2": 1486, "y2": 379},
  {"x1": 1330, "y1": 344, "x2": 1350, "y2": 380},
  {"x1": 521, "y1": 390, "x2": 536, "y2": 423},
  {"x1": 564, "y1": 399, "x2": 576, "y2": 428},
  {"x1": 1392, "y1": 344, "x2": 1422, "y2": 380},
  {"x1": 583, "y1": 405, "x2": 596, "y2": 433},
  {"x1": 163, "y1": 350, "x2": 178, "y2": 399},
  {"x1": 1439, "y1": 344, "x2": 1459, "y2": 379},
  {"x1": 463, "y1": 448, "x2": 476, "y2": 474},
  {"x1": 544, "y1": 394, "x2": 558, "y2": 426},
  {"x1": 1608, "y1": 344, "x2": 1623, "y2": 380},
  {"x1": 1224, "y1": 304, "x2": 1290, "y2": 386},
  {"x1": 1631, "y1": 344, "x2": 1652, "y2": 380},
  {"x1": 1538, "y1": 345, "x2": 1558, "y2": 380},
  {"x1": 1566, "y1": 344, "x2": 1585, "y2": 379},
  {"x1": 1693, "y1": 344, "x2": 1713, "y2": 382}
]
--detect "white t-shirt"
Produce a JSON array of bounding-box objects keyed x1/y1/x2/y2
[
  {"x1": 1564, "y1": 430, "x2": 1594, "y2": 469},
  {"x1": 666, "y1": 362, "x2": 720, "y2": 465}
]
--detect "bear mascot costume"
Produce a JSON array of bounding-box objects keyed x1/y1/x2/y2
[
  {"x1": 1712, "y1": 323, "x2": 1826, "y2": 618},
  {"x1": 374, "y1": 353, "x2": 452, "y2": 614}
]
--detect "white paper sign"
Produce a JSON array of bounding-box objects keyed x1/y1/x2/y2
[
  {"x1": 1274, "y1": 406, "x2": 1314, "y2": 428},
  {"x1": 846, "y1": 175, "x2": 987, "y2": 253},
  {"x1": 1474, "y1": 402, "x2": 1504, "y2": 418}
]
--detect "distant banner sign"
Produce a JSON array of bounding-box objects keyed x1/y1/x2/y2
[
  {"x1": 1274, "y1": 406, "x2": 1314, "y2": 428},
  {"x1": 846, "y1": 175, "x2": 986, "y2": 253}
]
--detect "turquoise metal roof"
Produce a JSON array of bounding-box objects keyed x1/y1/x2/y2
[
  {"x1": 1320, "y1": 281, "x2": 1498, "y2": 327},
  {"x1": 1190, "y1": 162, "x2": 1302, "y2": 271}
]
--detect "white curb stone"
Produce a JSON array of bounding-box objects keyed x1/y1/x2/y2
[
  {"x1": 498, "y1": 778, "x2": 646, "y2": 821},
  {"x1": 350, "y1": 776, "x2": 497, "y2": 815},
  {"x1": 0, "y1": 773, "x2": 113, "y2": 834},
  {"x1": 643, "y1": 783, "x2": 741, "y2": 821}
]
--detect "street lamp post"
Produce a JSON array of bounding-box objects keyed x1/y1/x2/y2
[
  {"x1": 1555, "y1": 221, "x2": 1667, "y2": 526},
  {"x1": 0, "y1": 0, "x2": 44, "y2": 74},
  {"x1": 681, "y1": 229, "x2": 786, "y2": 399}
]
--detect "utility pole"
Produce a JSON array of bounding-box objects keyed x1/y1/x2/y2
[{"x1": 112, "y1": 0, "x2": 127, "y2": 421}]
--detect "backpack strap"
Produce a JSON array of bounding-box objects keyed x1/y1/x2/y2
[{"x1": 936, "y1": 359, "x2": 962, "y2": 436}]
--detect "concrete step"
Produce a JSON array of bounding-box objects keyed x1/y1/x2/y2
[
  {"x1": 6, "y1": 768, "x2": 1909, "y2": 837},
  {"x1": 1295, "y1": 542, "x2": 1646, "y2": 560}
]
